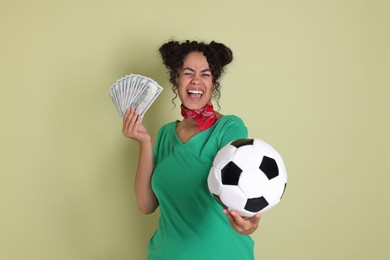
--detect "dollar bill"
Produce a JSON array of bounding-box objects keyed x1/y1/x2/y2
[{"x1": 109, "y1": 74, "x2": 163, "y2": 118}]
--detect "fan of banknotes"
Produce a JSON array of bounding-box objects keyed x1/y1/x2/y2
[{"x1": 109, "y1": 74, "x2": 163, "y2": 118}]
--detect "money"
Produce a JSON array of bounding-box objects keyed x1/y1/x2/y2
[{"x1": 109, "y1": 74, "x2": 163, "y2": 118}]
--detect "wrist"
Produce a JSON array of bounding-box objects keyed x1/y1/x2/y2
[{"x1": 138, "y1": 137, "x2": 153, "y2": 147}]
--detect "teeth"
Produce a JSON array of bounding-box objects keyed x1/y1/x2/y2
[{"x1": 188, "y1": 90, "x2": 203, "y2": 95}]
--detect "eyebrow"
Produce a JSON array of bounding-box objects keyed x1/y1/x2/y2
[{"x1": 182, "y1": 67, "x2": 211, "y2": 73}]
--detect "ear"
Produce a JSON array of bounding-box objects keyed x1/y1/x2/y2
[
  {"x1": 213, "y1": 79, "x2": 219, "y2": 89},
  {"x1": 175, "y1": 69, "x2": 182, "y2": 82},
  {"x1": 174, "y1": 77, "x2": 179, "y2": 87}
]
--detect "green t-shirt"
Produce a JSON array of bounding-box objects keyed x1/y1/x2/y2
[{"x1": 148, "y1": 115, "x2": 254, "y2": 260}]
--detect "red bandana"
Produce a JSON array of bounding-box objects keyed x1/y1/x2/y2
[{"x1": 180, "y1": 102, "x2": 217, "y2": 131}]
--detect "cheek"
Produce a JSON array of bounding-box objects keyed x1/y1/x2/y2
[
  {"x1": 177, "y1": 76, "x2": 189, "y2": 86},
  {"x1": 206, "y1": 81, "x2": 215, "y2": 94},
  {"x1": 177, "y1": 84, "x2": 187, "y2": 98}
]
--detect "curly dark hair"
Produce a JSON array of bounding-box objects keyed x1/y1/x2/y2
[{"x1": 159, "y1": 39, "x2": 233, "y2": 107}]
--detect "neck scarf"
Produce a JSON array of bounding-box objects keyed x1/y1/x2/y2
[{"x1": 180, "y1": 102, "x2": 217, "y2": 131}]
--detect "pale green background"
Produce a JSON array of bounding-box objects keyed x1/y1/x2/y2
[{"x1": 1, "y1": 0, "x2": 389, "y2": 259}]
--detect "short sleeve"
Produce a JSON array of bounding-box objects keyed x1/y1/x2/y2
[{"x1": 218, "y1": 116, "x2": 248, "y2": 149}]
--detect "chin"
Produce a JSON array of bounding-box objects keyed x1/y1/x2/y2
[{"x1": 183, "y1": 100, "x2": 208, "y2": 110}]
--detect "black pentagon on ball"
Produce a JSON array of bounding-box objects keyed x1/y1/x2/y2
[
  {"x1": 221, "y1": 161, "x2": 242, "y2": 185},
  {"x1": 259, "y1": 156, "x2": 279, "y2": 180},
  {"x1": 245, "y1": 196, "x2": 269, "y2": 213},
  {"x1": 231, "y1": 138, "x2": 254, "y2": 148}
]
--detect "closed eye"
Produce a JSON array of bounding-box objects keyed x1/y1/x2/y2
[
  {"x1": 182, "y1": 68, "x2": 195, "y2": 76},
  {"x1": 201, "y1": 69, "x2": 212, "y2": 77}
]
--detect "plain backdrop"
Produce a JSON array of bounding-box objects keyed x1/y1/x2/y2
[{"x1": 1, "y1": 0, "x2": 389, "y2": 259}]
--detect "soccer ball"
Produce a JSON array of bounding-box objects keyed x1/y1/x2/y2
[{"x1": 208, "y1": 138, "x2": 287, "y2": 217}]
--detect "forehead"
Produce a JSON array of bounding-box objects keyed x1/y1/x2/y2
[{"x1": 182, "y1": 52, "x2": 210, "y2": 69}]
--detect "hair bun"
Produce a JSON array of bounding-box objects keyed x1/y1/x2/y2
[
  {"x1": 209, "y1": 41, "x2": 233, "y2": 67},
  {"x1": 159, "y1": 40, "x2": 181, "y2": 69}
]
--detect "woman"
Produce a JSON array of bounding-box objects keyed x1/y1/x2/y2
[{"x1": 122, "y1": 40, "x2": 261, "y2": 259}]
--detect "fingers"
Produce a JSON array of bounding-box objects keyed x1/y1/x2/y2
[
  {"x1": 223, "y1": 209, "x2": 261, "y2": 235},
  {"x1": 122, "y1": 108, "x2": 140, "y2": 137}
]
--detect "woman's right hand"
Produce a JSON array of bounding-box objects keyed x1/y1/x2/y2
[{"x1": 122, "y1": 108, "x2": 151, "y2": 144}]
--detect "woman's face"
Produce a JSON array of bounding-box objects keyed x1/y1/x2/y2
[{"x1": 177, "y1": 51, "x2": 214, "y2": 110}]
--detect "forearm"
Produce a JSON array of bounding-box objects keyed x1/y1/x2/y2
[{"x1": 134, "y1": 140, "x2": 158, "y2": 214}]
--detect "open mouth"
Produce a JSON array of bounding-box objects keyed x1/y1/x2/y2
[{"x1": 187, "y1": 89, "x2": 204, "y2": 99}]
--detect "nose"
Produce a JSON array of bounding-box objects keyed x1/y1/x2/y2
[{"x1": 191, "y1": 77, "x2": 200, "y2": 85}]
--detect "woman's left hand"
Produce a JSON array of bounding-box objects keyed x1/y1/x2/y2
[{"x1": 223, "y1": 209, "x2": 261, "y2": 235}]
